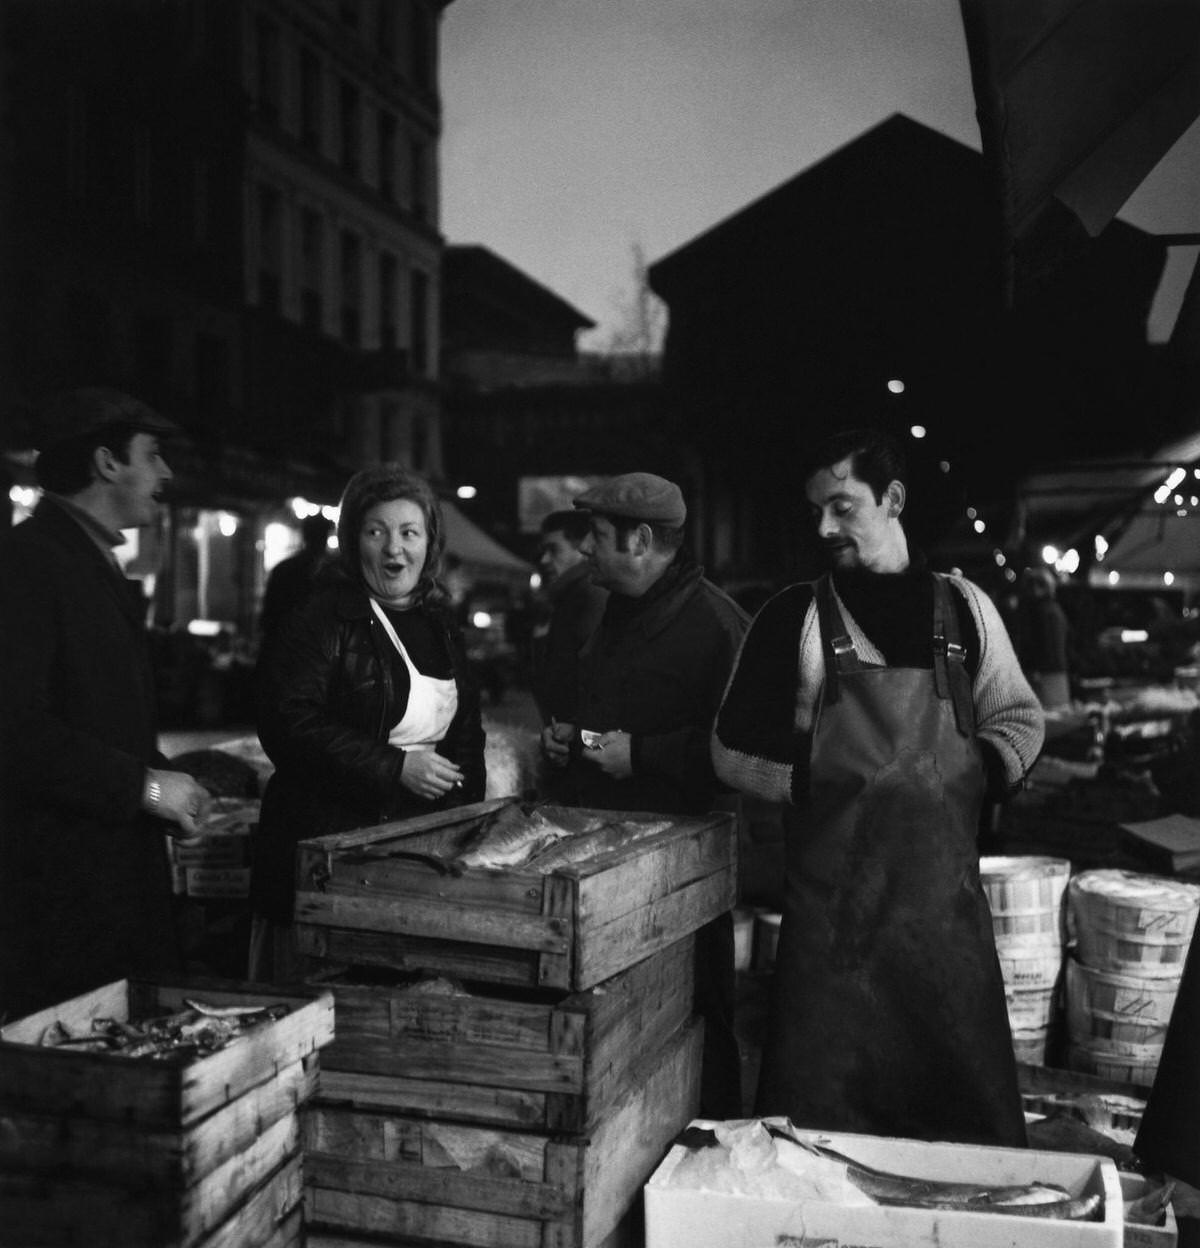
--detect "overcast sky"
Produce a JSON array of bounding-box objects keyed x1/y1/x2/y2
[{"x1": 440, "y1": 0, "x2": 1200, "y2": 347}]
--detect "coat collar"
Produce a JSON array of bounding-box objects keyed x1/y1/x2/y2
[{"x1": 602, "y1": 557, "x2": 704, "y2": 641}]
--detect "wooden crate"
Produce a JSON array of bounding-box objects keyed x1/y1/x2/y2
[
  {"x1": 0, "y1": 1151, "x2": 304, "y2": 1248},
  {"x1": 294, "y1": 799, "x2": 737, "y2": 991},
  {"x1": 0, "y1": 978, "x2": 333, "y2": 1245},
  {"x1": 305, "y1": 1017, "x2": 703, "y2": 1248},
  {"x1": 314, "y1": 933, "x2": 694, "y2": 1132}
]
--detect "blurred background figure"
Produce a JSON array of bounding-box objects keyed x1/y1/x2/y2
[
  {"x1": 530, "y1": 509, "x2": 608, "y2": 723},
  {"x1": 258, "y1": 513, "x2": 334, "y2": 659},
  {"x1": 1017, "y1": 566, "x2": 1072, "y2": 711}
]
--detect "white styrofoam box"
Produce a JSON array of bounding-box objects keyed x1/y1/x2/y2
[
  {"x1": 1121, "y1": 1172, "x2": 1179, "y2": 1248},
  {"x1": 645, "y1": 1118, "x2": 1123, "y2": 1248}
]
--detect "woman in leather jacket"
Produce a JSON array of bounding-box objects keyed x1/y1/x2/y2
[{"x1": 251, "y1": 466, "x2": 486, "y2": 976}]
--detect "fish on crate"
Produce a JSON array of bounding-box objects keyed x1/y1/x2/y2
[
  {"x1": 525, "y1": 817, "x2": 673, "y2": 871},
  {"x1": 450, "y1": 802, "x2": 610, "y2": 872}
]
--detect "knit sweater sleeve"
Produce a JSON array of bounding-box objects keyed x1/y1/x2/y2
[
  {"x1": 711, "y1": 584, "x2": 817, "y2": 804},
  {"x1": 951, "y1": 575, "x2": 1045, "y2": 789}
]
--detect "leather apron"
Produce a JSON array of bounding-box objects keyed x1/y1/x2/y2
[{"x1": 756, "y1": 573, "x2": 1025, "y2": 1146}]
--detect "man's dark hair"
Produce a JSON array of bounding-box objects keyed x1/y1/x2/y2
[
  {"x1": 540, "y1": 509, "x2": 591, "y2": 545},
  {"x1": 35, "y1": 423, "x2": 141, "y2": 496},
  {"x1": 300, "y1": 513, "x2": 334, "y2": 551},
  {"x1": 802, "y1": 427, "x2": 907, "y2": 504}
]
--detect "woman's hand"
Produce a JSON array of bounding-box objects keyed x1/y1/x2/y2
[{"x1": 399, "y1": 749, "x2": 465, "y2": 801}]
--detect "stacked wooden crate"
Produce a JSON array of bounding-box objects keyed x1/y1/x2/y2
[
  {"x1": 0, "y1": 978, "x2": 334, "y2": 1247},
  {"x1": 295, "y1": 797, "x2": 737, "y2": 1248}
]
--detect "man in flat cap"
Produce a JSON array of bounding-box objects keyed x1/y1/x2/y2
[
  {"x1": 540, "y1": 470, "x2": 750, "y2": 1116},
  {"x1": 0, "y1": 387, "x2": 211, "y2": 1017}
]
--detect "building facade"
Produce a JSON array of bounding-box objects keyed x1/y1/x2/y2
[{"x1": 0, "y1": 0, "x2": 453, "y2": 668}]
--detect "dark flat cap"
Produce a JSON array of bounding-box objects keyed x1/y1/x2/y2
[
  {"x1": 573, "y1": 472, "x2": 686, "y2": 526},
  {"x1": 34, "y1": 387, "x2": 179, "y2": 451}
]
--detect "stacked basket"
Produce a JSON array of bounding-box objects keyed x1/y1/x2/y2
[
  {"x1": 980, "y1": 856, "x2": 1072, "y2": 1065},
  {"x1": 1066, "y1": 869, "x2": 1200, "y2": 1087}
]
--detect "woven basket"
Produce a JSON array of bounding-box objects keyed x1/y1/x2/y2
[
  {"x1": 996, "y1": 943, "x2": 1064, "y2": 991},
  {"x1": 1069, "y1": 869, "x2": 1200, "y2": 977},
  {"x1": 981, "y1": 856, "x2": 1070, "y2": 944},
  {"x1": 1066, "y1": 958, "x2": 1181, "y2": 1048},
  {"x1": 1069, "y1": 1040, "x2": 1160, "y2": 1089}
]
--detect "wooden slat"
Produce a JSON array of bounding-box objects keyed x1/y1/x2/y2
[
  {"x1": 576, "y1": 817, "x2": 734, "y2": 920},
  {"x1": 580, "y1": 1019, "x2": 703, "y2": 1248},
  {"x1": 319, "y1": 1068, "x2": 549, "y2": 1128},
  {"x1": 309, "y1": 1187, "x2": 544, "y2": 1248},
  {"x1": 296, "y1": 890, "x2": 570, "y2": 952},
  {"x1": 298, "y1": 798, "x2": 512, "y2": 854},
  {"x1": 0, "y1": 1055, "x2": 316, "y2": 1186},
  {"x1": 0, "y1": 1136, "x2": 302, "y2": 1247},
  {"x1": 296, "y1": 925, "x2": 544, "y2": 986},
  {"x1": 576, "y1": 868, "x2": 735, "y2": 988},
  {"x1": 198, "y1": 1155, "x2": 304, "y2": 1248}
]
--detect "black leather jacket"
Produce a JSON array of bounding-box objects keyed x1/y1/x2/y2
[{"x1": 252, "y1": 577, "x2": 486, "y2": 921}]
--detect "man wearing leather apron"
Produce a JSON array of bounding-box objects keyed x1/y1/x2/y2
[{"x1": 712, "y1": 428, "x2": 1044, "y2": 1146}]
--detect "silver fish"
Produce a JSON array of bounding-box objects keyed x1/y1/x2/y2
[
  {"x1": 452, "y1": 804, "x2": 578, "y2": 871},
  {"x1": 526, "y1": 817, "x2": 672, "y2": 871}
]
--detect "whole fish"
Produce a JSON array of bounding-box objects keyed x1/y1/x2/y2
[
  {"x1": 453, "y1": 804, "x2": 606, "y2": 872},
  {"x1": 766, "y1": 1124, "x2": 1100, "y2": 1221},
  {"x1": 678, "y1": 1124, "x2": 1102, "y2": 1222},
  {"x1": 526, "y1": 817, "x2": 672, "y2": 871}
]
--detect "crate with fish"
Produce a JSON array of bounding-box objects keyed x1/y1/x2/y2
[
  {"x1": 294, "y1": 797, "x2": 737, "y2": 991},
  {"x1": 306, "y1": 1015, "x2": 702, "y2": 1248},
  {"x1": 644, "y1": 1117, "x2": 1124, "y2": 1248},
  {"x1": 313, "y1": 928, "x2": 694, "y2": 1132},
  {"x1": 0, "y1": 977, "x2": 334, "y2": 1247}
]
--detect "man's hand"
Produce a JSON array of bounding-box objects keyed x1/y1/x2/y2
[
  {"x1": 582, "y1": 730, "x2": 633, "y2": 780},
  {"x1": 540, "y1": 718, "x2": 576, "y2": 769},
  {"x1": 399, "y1": 748, "x2": 464, "y2": 801},
  {"x1": 143, "y1": 769, "x2": 213, "y2": 838}
]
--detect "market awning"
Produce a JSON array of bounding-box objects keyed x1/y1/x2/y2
[
  {"x1": 1015, "y1": 428, "x2": 1200, "y2": 589},
  {"x1": 441, "y1": 500, "x2": 532, "y2": 585},
  {"x1": 958, "y1": 0, "x2": 1200, "y2": 303}
]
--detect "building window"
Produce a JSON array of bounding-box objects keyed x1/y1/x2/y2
[
  {"x1": 136, "y1": 312, "x2": 172, "y2": 392},
  {"x1": 258, "y1": 185, "x2": 283, "y2": 313},
  {"x1": 300, "y1": 208, "x2": 324, "y2": 333},
  {"x1": 133, "y1": 125, "x2": 152, "y2": 225},
  {"x1": 379, "y1": 251, "x2": 398, "y2": 350},
  {"x1": 195, "y1": 332, "x2": 230, "y2": 414},
  {"x1": 192, "y1": 157, "x2": 212, "y2": 244},
  {"x1": 410, "y1": 5, "x2": 432, "y2": 91},
  {"x1": 410, "y1": 138, "x2": 427, "y2": 220},
  {"x1": 65, "y1": 86, "x2": 87, "y2": 198},
  {"x1": 378, "y1": 2, "x2": 396, "y2": 60},
  {"x1": 411, "y1": 415, "x2": 428, "y2": 470},
  {"x1": 339, "y1": 80, "x2": 360, "y2": 178},
  {"x1": 377, "y1": 110, "x2": 396, "y2": 201},
  {"x1": 410, "y1": 267, "x2": 429, "y2": 375},
  {"x1": 299, "y1": 47, "x2": 323, "y2": 151},
  {"x1": 255, "y1": 16, "x2": 281, "y2": 124},
  {"x1": 340, "y1": 230, "x2": 361, "y2": 346}
]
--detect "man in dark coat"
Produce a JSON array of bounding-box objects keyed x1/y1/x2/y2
[
  {"x1": 259, "y1": 512, "x2": 334, "y2": 654},
  {"x1": 539, "y1": 472, "x2": 750, "y2": 1117},
  {"x1": 0, "y1": 388, "x2": 211, "y2": 1018},
  {"x1": 530, "y1": 508, "x2": 608, "y2": 724}
]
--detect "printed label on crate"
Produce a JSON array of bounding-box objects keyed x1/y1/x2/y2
[{"x1": 186, "y1": 867, "x2": 251, "y2": 899}]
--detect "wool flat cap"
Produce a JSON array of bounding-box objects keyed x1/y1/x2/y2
[
  {"x1": 34, "y1": 387, "x2": 179, "y2": 451},
  {"x1": 573, "y1": 472, "x2": 686, "y2": 526}
]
